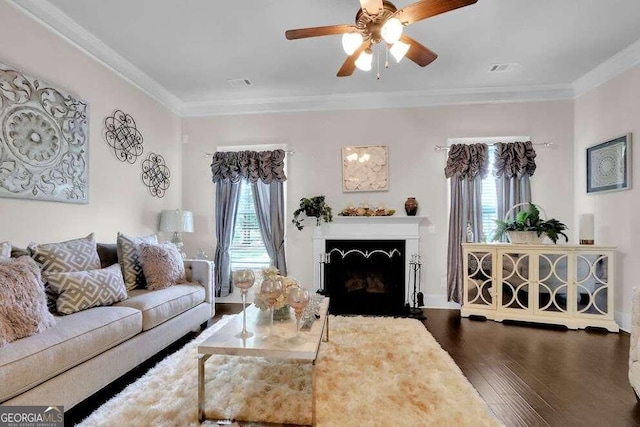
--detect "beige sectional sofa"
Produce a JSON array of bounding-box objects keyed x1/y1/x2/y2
[{"x1": 0, "y1": 245, "x2": 215, "y2": 411}]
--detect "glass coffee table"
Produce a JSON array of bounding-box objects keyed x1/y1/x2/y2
[{"x1": 197, "y1": 297, "x2": 329, "y2": 426}]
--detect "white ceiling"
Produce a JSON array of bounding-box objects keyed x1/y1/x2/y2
[{"x1": 11, "y1": 0, "x2": 640, "y2": 116}]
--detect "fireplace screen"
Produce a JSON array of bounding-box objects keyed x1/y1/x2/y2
[{"x1": 325, "y1": 240, "x2": 405, "y2": 315}]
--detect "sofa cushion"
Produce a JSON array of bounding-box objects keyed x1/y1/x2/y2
[
  {"x1": 45, "y1": 264, "x2": 128, "y2": 315},
  {"x1": 0, "y1": 241, "x2": 10, "y2": 258},
  {"x1": 97, "y1": 243, "x2": 118, "y2": 268},
  {"x1": 139, "y1": 242, "x2": 186, "y2": 290},
  {"x1": 28, "y1": 233, "x2": 102, "y2": 311},
  {"x1": 0, "y1": 306, "x2": 142, "y2": 402},
  {"x1": 0, "y1": 257, "x2": 56, "y2": 346},
  {"x1": 116, "y1": 283, "x2": 205, "y2": 331},
  {"x1": 116, "y1": 233, "x2": 158, "y2": 291}
]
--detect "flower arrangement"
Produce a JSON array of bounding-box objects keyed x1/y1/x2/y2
[{"x1": 254, "y1": 266, "x2": 299, "y2": 310}]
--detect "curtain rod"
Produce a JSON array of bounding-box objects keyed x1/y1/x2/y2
[
  {"x1": 434, "y1": 141, "x2": 553, "y2": 152},
  {"x1": 203, "y1": 149, "x2": 295, "y2": 158}
]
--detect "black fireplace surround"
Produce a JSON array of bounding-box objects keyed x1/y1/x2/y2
[{"x1": 324, "y1": 240, "x2": 405, "y2": 315}]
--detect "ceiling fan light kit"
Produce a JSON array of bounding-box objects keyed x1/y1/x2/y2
[{"x1": 285, "y1": 0, "x2": 478, "y2": 78}]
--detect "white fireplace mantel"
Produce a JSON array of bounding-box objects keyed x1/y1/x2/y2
[{"x1": 312, "y1": 216, "x2": 429, "y2": 295}]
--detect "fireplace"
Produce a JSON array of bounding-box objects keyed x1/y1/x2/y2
[
  {"x1": 325, "y1": 240, "x2": 405, "y2": 315},
  {"x1": 312, "y1": 216, "x2": 426, "y2": 316}
]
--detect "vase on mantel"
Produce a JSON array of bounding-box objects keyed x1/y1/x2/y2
[{"x1": 404, "y1": 198, "x2": 418, "y2": 216}]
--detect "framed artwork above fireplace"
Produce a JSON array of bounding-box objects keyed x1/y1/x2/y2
[{"x1": 341, "y1": 145, "x2": 388, "y2": 192}]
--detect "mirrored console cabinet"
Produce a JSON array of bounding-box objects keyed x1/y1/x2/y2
[{"x1": 462, "y1": 243, "x2": 618, "y2": 332}]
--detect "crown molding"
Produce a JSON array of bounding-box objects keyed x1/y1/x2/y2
[
  {"x1": 573, "y1": 38, "x2": 640, "y2": 97},
  {"x1": 8, "y1": 0, "x2": 184, "y2": 115},
  {"x1": 11, "y1": 0, "x2": 640, "y2": 117},
  {"x1": 180, "y1": 84, "x2": 575, "y2": 117}
]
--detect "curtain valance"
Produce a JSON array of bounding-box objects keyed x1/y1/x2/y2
[
  {"x1": 211, "y1": 149, "x2": 287, "y2": 184},
  {"x1": 493, "y1": 141, "x2": 537, "y2": 178},
  {"x1": 444, "y1": 143, "x2": 489, "y2": 179}
]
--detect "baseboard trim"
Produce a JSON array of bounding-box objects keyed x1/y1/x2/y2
[{"x1": 424, "y1": 294, "x2": 461, "y2": 310}]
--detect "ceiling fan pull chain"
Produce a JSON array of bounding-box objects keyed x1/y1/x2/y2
[
  {"x1": 377, "y1": 45, "x2": 381, "y2": 80},
  {"x1": 385, "y1": 46, "x2": 390, "y2": 69}
]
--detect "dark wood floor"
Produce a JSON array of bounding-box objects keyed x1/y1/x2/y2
[{"x1": 66, "y1": 304, "x2": 639, "y2": 426}]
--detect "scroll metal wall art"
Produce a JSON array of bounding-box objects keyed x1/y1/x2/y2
[
  {"x1": 103, "y1": 109, "x2": 143, "y2": 163},
  {"x1": 141, "y1": 152, "x2": 170, "y2": 198},
  {"x1": 0, "y1": 62, "x2": 89, "y2": 203}
]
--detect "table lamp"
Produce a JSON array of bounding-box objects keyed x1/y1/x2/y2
[{"x1": 159, "y1": 209, "x2": 194, "y2": 258}]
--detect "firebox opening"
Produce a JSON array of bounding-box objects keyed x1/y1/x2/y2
[{"x1": 325, "y1": 239, "x2": 405, "y2": 315}]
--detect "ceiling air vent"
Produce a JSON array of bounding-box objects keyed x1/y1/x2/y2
[
  {"x1": 227, "y1": 78, "x2": 253, "y2": 88},
  {"x1": 488, "y1": 63, "x2": 519, "y2": 73}
]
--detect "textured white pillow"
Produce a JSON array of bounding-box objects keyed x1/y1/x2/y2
[
  {"x1": 0, "y1": 241, "x2": 11, "y2": 259},
  {"x1": 116, "y1": 233, "x2": 158, "y2": 291},
  {"x1": 45, "y1": 264, "x2": 128, "y2": 315},
  {"x1": 138, "y1": 242, "x2": 186, "y2": 291}
]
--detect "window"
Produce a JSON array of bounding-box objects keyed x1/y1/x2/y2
[
  {"x1": 229, "y1": 180, "x2": 271, "y2": 269},
  {"x1": 480, "y1": 145, "x2": 498, "y2": 242},
  {"x1": 447, "y1": 137, "x2": 529, "y2": 243}
]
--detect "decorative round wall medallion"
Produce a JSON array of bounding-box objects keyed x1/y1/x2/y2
[
  {"x1": 103, "y1": 109, "x2": 143, "y2": 163},
  {"x1": 0, "y1": 62, "x2": 89, "y2": 204},
  {"x1": 141, "y1": 152, "x2": 170, "y2": 198}
]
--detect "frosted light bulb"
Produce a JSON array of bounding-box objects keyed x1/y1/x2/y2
[
  {"x1": 390, "y1": 41, "x2": 410, "y2": 62},
  {"x1": 381, "y1": 18, "x2": 403, "y2": 44},
  {"x1": 342, "y1": 32, "x2": 363, "y2": 55},
  {"x1": 355, "y1": 49, "x2": 373, "y2": 71}
]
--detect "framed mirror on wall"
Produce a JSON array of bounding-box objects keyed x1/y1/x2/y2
[{"x1": 341, "y1": 145, "x2": 389, "y2": 192}]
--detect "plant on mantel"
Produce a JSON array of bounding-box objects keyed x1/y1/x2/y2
[
  {"x1": 493, "y1": 202, "x2": 568, "y2": 244},
  {"x1": 292, "y1": 195, "x2": 333, "y2": 230}
]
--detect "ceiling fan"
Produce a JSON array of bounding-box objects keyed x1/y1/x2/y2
[{"x1": 285, "y1": 0, "x2": 478, "y2": 77}]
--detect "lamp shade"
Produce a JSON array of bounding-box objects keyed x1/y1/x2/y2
[
  {"x1": 381, "y1": 18, "x2": 403, "y2": 44},
  {"x1": 355, "y1": 49, "x2": 373, "y2": 71},
  {"x1": 390, "y1": 40, "x2": 410, "y2": 63},
  {"x1": 160, "y1": 210, "x2": 194, "y2": 233},
  {"x1": 342, "y1": 32, "x2": 363, "y2": 55}
]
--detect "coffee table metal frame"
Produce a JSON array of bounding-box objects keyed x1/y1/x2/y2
[{"x1": 197, "y1": 298, "x2": 329, "y2": 426}]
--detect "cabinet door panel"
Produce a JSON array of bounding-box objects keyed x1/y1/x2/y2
[
  {"x1": 499, "y1": 251, "x2": 532, "y2": 312},
  {"x1": 536, "y1": 253, "x2": 569, "y2": 315},
  {"x1": 464, "y1": 250, "x2": 495, "y2": 309},
  {"x1": 576, "y1": 253, "x2": 610, "y2": 317}
]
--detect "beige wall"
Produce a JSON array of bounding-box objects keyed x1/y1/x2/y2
[
  {"x1": 575, "y1": 66, "x2": 640, "y2": 327},
  {"x1": 0, "y1": 3, "x2": 183, "y2": 247},
  {"x1": 183, "y1": 101, "x2": 575, "y2": 305}
]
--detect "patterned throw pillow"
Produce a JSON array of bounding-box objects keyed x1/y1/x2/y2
[
  {"x1": 44, "y1": 264, "x2": 128, "y2": 315},
  {"x1": 138, "y1": 242, "x2": 187, "y2": 290},
  {"x1": 0, "y1": 241, "x2": 11, "y2": 259},
  {"x1": 0, "y1": 257, "x2": 56, "y2": 346},
  {"x1": 28, "y1": 233, "x2": 102, "y2": 311},
  {"x1": 116, "y1": 233, "x2": 158, "y2": 291}
]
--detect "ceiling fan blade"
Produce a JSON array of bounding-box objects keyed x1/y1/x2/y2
[
  {"x1": 396, "y1": 0, "x2": 478, "y2": 25},
  {"x1": 359, "y1": 0, "x2": 384, "y2": 15},
  {"x1": 337, "y1": 41, "x2": 371, "y2": 77},
  {"x1": 285, "y1": 24, "x2": 355, "y2": 40},
  {"x1": 400, "y1": 35, "x2": 438, "y2": 67}
]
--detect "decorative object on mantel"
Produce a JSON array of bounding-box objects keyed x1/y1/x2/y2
[
  {"x1": 0, "y1": 62, "x2": 89, "y2": 204},
  {"x1": 404, "y1": 197, "x2": 418, "y2": 216},
  {"x1": 103, "y1": 109, "x2": 144, "y2": 164},
  {"x1": 292, "y1": 195, "x2": 333, "y2": 230},
  {"x1": 586, "y1": 133, "x2": 632, "y2": 194},
  {"x1": 341, "y1": 145, "x2": 388, "y2": 192},
  {"x1": 579, "y1": 214, "x2": 595, "y2": 245},
  {"x1": 493, "y1": 202, "x2": 568, "y2": 244},
  {"x1": 338, "y1": 201, "x2": 395, "y2": 216},
  {"x1": 141, "y1": 152, "x2": 170, "y2": 198}
]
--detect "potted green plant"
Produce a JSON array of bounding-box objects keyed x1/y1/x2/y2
[
  {"x1": 292, "y1": 195, "x2": 333, "y2": 230},
  {"x1": 493, "y1": 203, "x2": 568, "y2": 244}
]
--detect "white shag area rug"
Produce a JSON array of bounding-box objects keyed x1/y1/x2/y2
[{"x1": 77, "y1": 315, "x2": 501, "y2": 427}]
